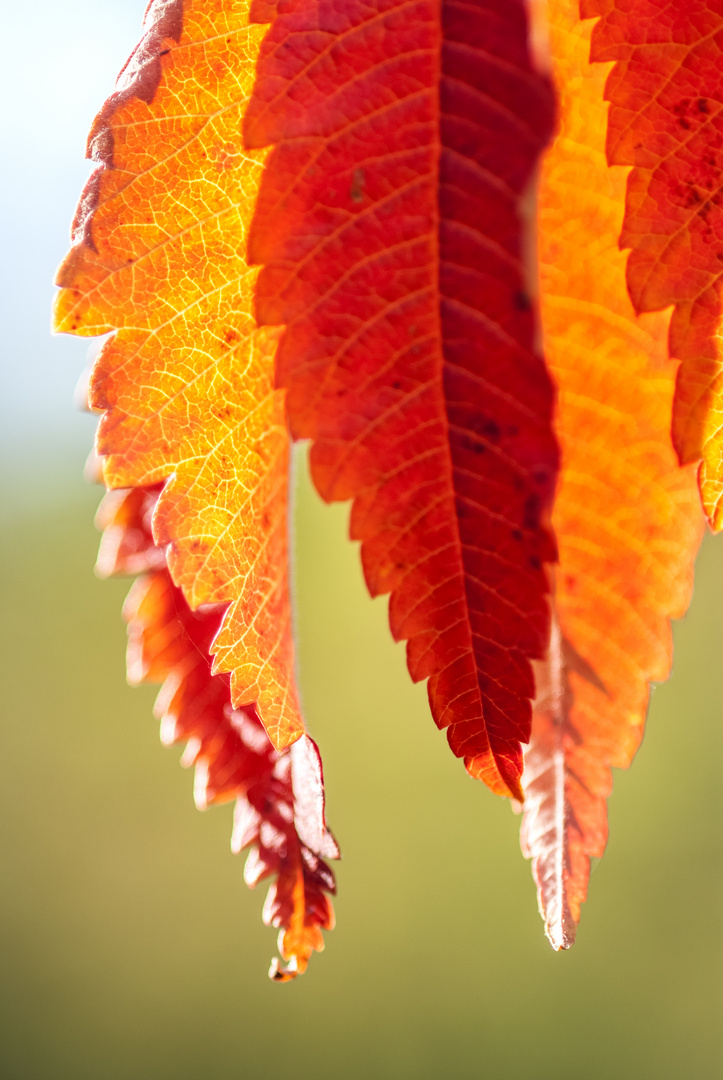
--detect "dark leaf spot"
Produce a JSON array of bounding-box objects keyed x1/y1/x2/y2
[
  {"x1": 523, "y1": 494, "x2": 541, "y2": 530},
  {"x1": 350, "y1": 168, "x2": 365, "y2": 204}
]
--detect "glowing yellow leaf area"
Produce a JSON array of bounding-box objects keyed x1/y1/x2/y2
[{"x1": 54, "y1": 0, "x2": 303, "y2": 750}]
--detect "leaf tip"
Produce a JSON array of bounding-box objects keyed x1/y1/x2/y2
[
  {"x1": 545, "y1": 915, "x2": 577, "y2": 952},
  {"x1": 464, "y1": 752, "x2": 524, "y2": 802},
  {"x1": 268, "y1": 954, "x2": 302, "y2": 983}
]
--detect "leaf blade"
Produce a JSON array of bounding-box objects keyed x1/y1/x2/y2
[
  {"x1": 245, "y1": 0, "x2": 560, "y2": 797},
  {"x1": 585, "y1": 0, "x2": 723, "y2": 526},
  {"x1": 522, "y1": 0, "x2": 704, "y2": 947},
  {"x1": 54, "y1": 0, "x2": 303, "y2": 750},
  {"x1": 97, "y1": 482, "x2": 337, "y2": 979}
]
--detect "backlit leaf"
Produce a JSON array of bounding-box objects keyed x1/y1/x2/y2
[
  {"x1": 56, "y1": 0, "x2": 563, "y2": 800},
  {"x1": 54, "y1": 0, "x2": 302, "y2": 750},
  {"x1": 54, "y1": 0, "x2": 338, "y2": 978},
  {"x1": 519, "y1": 0, "x2": 704, "y2": 948},
  {"x1": 586, "y1": 0, "x2": 723, "y2": 526},
  {"x1": 96, "y1": 483, "x2": 338, "y2": 980},
  {"x1": 245, "y1": 0, "x2": 560, "y2": 798}
]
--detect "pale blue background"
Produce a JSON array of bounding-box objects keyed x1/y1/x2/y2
[{"x1": 0, "y1": 0, "x2": 148, "y2": 502}]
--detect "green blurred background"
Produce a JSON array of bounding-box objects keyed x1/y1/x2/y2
[
  {"x1": 1, "y1": 0, "x2": 721, "y2": 1076},
  {"x1": 1, "y1": 463, "x2": 722, "y2": 1079}
]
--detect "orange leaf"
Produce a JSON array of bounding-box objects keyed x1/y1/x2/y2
[
  {"x1": 585, "y1": 0, "x2": 723, "y2": 526},
  {"x1": 520, "y1": 0, "x2": 704, "y2": 948},
  {"x1": 54, "y1": 0, "x2": 301, "y2": 750},
  {"x1": 54, "y1": 0, "x2": 339, "y2": 977}
]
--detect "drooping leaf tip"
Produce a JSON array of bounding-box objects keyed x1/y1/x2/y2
[{"x1": 268, "y1": 956, "x2": 301, "y2": 983}]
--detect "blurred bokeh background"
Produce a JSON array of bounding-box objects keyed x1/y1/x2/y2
[{"x1": 1, "y1": 2, "x2": 721, "y2": 1077}]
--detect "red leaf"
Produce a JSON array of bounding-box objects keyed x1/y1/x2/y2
[
  {"x1": 96, "y1": 483, "x2": 338, "y2": 979},
  {"x1": 586, "y1": 0, "x2": 723, "y2": 525},
  {"x1": 245, "y1": 0, "x2": 560, "y2": 798}
]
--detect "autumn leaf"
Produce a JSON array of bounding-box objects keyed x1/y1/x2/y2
[
  {"x1": 516, "y1": 0, "x2": 706, "y2": 949},
  {"x1": 54, "y1": 0, "x2": 302, "y2": 750},
  {"x1": 244, "y1": 0, "x2": 560, "y2": 800},
  {"x1": 54, "y1": 0, "x2": 715, "y2": 964},
  {"x1": 54, "y1": 0, "x2": 338, "y2": 977},
  {"x1": 586, "y1": 0, "x2": 723, "y2": 527},
  {"x1": 96, "y1": 482, "x2": 338, "y2": 980}
]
